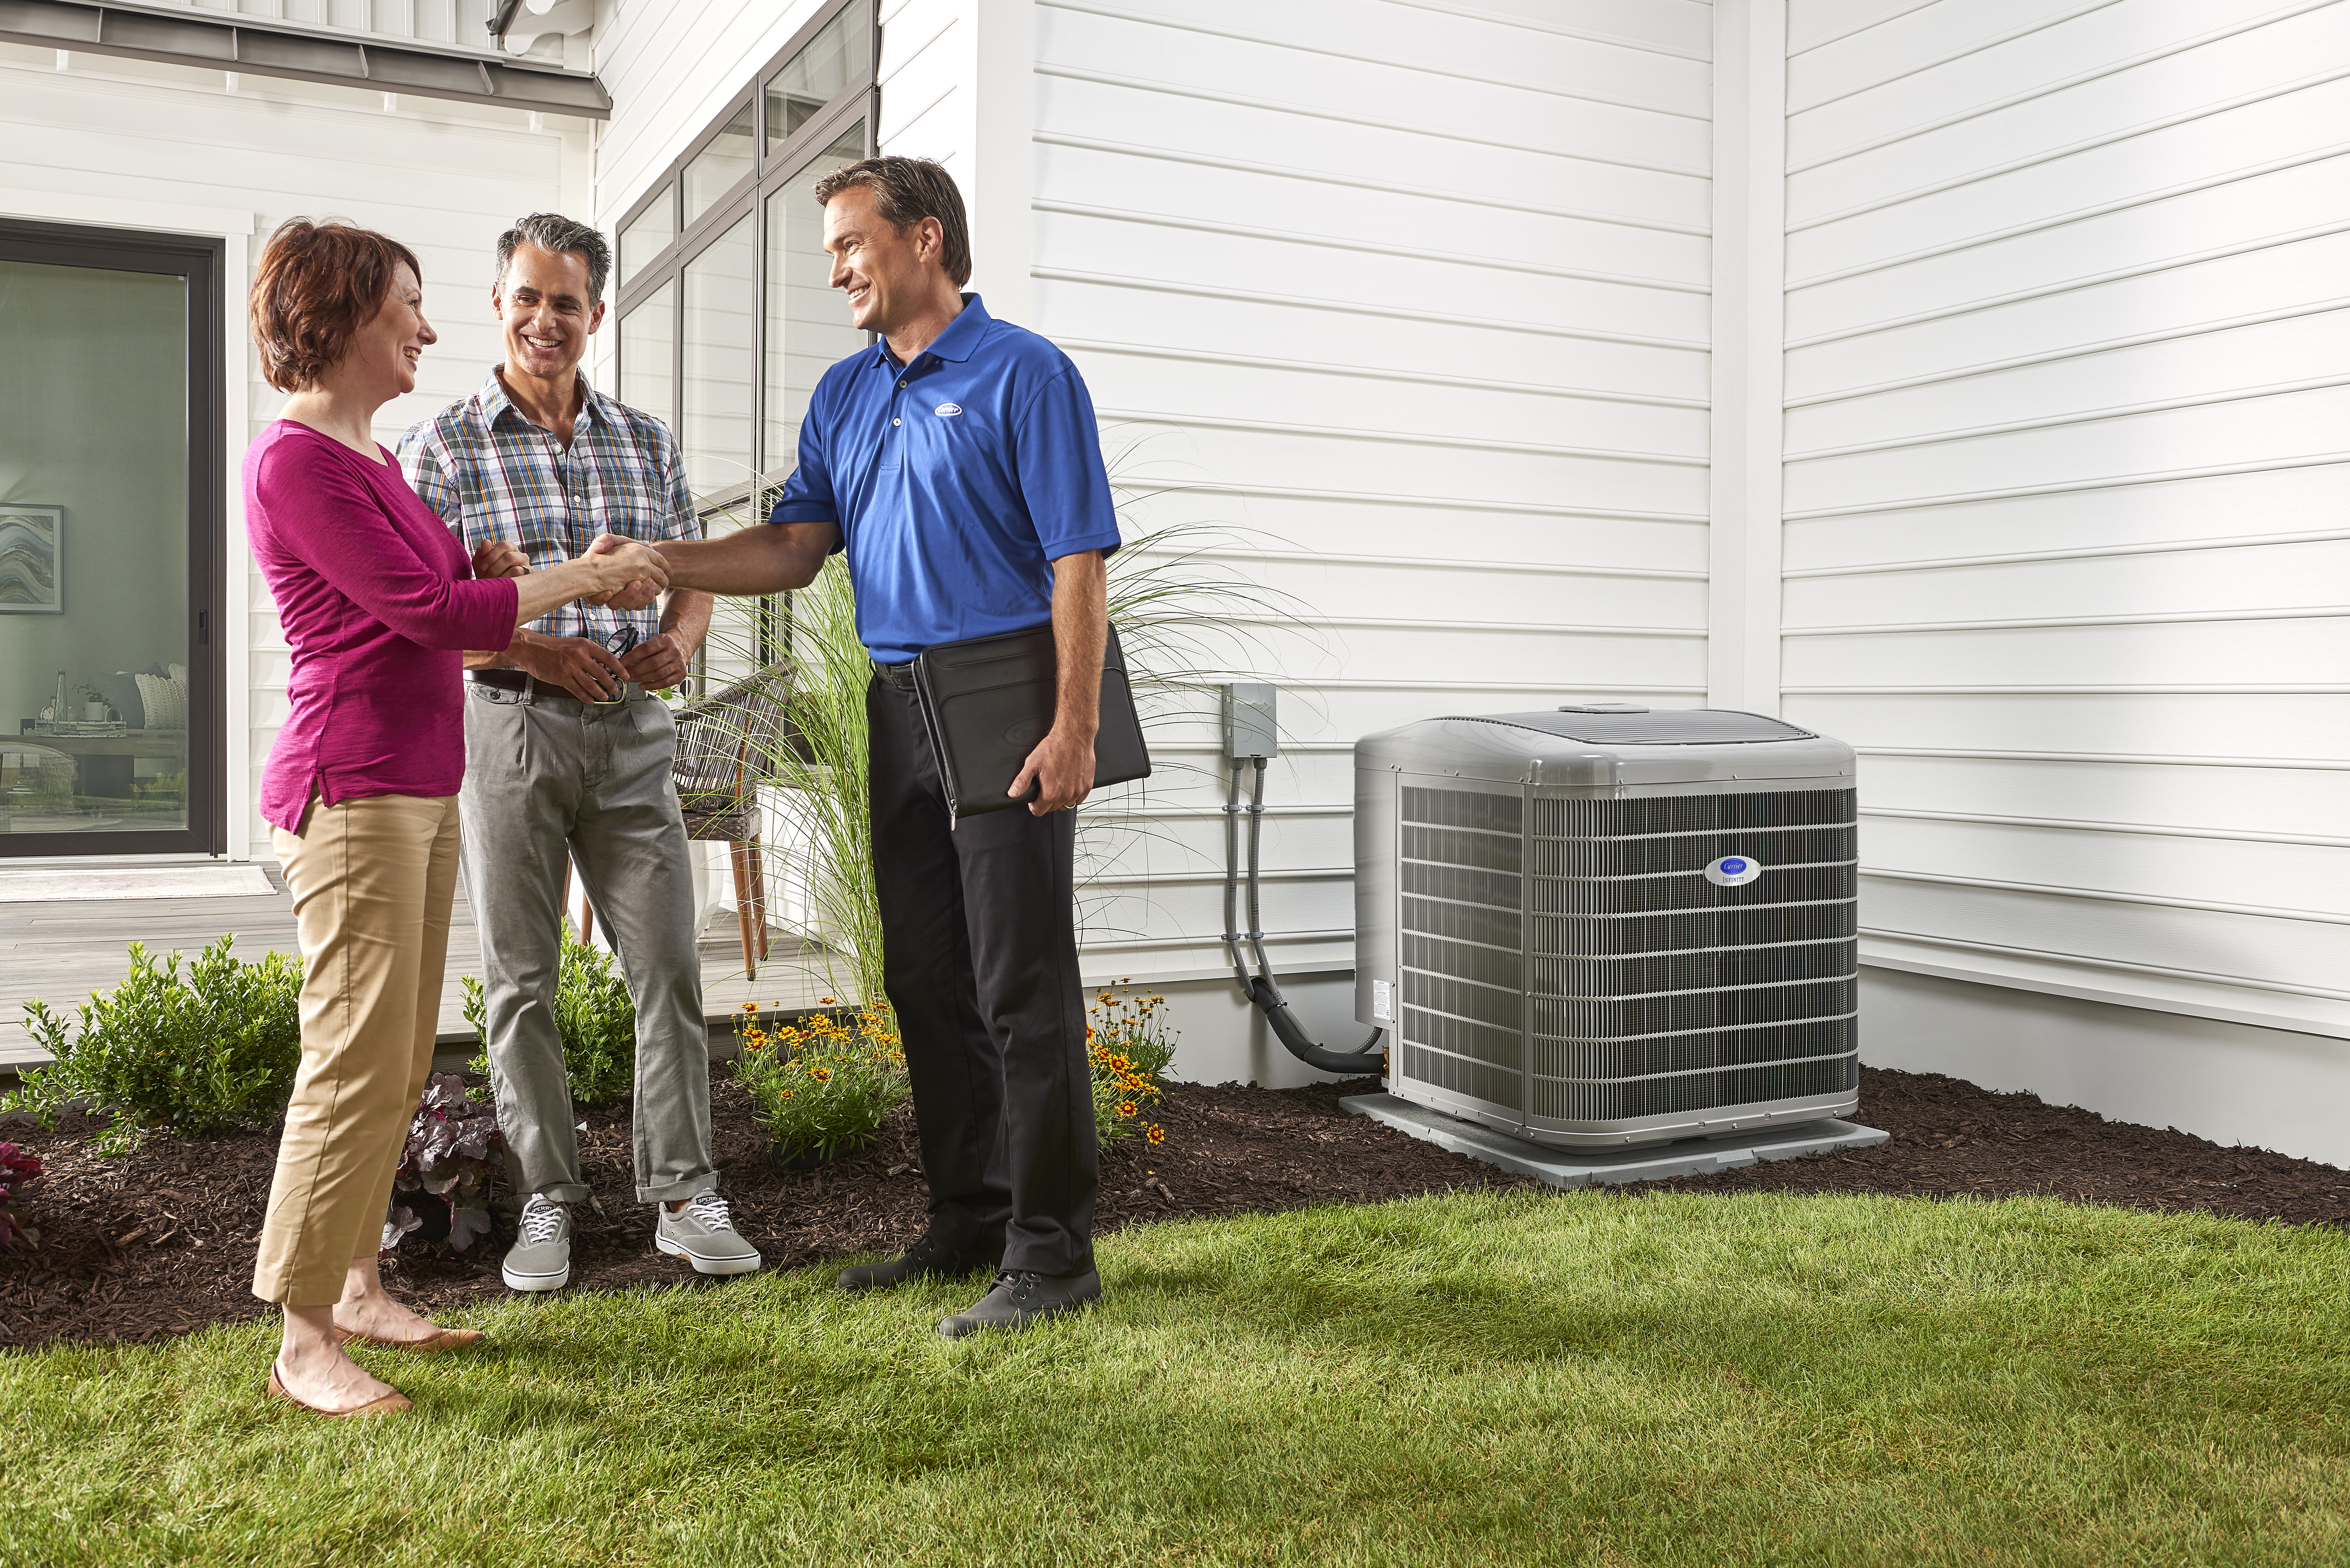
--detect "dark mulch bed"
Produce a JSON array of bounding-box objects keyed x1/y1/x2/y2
[
  {"x1": 0, "y1": 1075, "x2": 1530, "y2": 1350},
  {"x1": 5, "y1": 1064, "x2": 2346, "y2": 1351},
  {"x1": 1646, "y1": 1064, "x2": 2350, "y2": 1226}
]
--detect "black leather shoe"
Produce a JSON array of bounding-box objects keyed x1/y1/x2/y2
[
  {"x1": 937, "y1": 1267, "x2": 1102, "y2": 1339},
  {"x1": 837, "y1": 1230, "x2": 1002, "y2": 1292}
]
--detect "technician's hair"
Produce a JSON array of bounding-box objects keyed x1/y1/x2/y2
[
  {"x1": 496, "y1": 212, "x2": 613, "y2": 307},
  {"x1": 249, "y1": 218, "x2": 424, "y2": 392},
  {"x1": 811, "y1": 156, "x2": 972, "y2": 288}
]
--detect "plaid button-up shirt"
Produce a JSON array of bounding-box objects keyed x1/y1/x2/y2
[{"x1": 396, "y1": 371, "x2": 697, "y2": 645}]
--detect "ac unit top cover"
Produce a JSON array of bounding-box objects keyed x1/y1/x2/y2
[{"x1": 1355, "y1": 707, "x2": 1854, "y2": 791}]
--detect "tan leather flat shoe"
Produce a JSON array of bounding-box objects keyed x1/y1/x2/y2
[
  {"x1": 331, "y1": 1324, "x2": 487, "y2": 1354},
  {"x1": 267, "y1": 1362, "x2": 412, "y2": 1417}
]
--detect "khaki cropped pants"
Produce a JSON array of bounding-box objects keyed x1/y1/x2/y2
[{"x1": 252, "y1": 791, "x2": 460, "y2": 1306}]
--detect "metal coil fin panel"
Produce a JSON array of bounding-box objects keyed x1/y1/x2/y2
[
  {"x1": 1402, "y1": 861, "x2": 1525, "y2": 911},
  {"x1": 1401, "y1": 1044, "x2": 1526, "y2": 1110},
  {"x1": 1403, "y1": 786, "x2": 1524, "y2": 835},
  {"x1": 1533, "y1": 1016, "x2": 1859, "y2": 1079},
  {"x1": 1402, "y1": 970, "x2": 1524, "y2": 1032},
  {"x1": 1532, "y1": 863, "x2": 1856, "y2": 916},
  {"x1": 1531, "y1": 790, "x2": 1853, "y2": 838},
  {"x1": 1390, "y1": 778, "x2": 1859, "y2": 1136},
  {"x1": 1531, "y1": 977, "x2": 1856, "y2": 1038},
  {"x1": 1402, "y1": 895, "x2": 1522, "y2": 952},
  {"x1": 1529, "y1": 1051, "x2": 1859, "y2": 1122},
  {"x1": 1533, "y1": 939, "x2": 1856, "y2": 997},
  {"x1": 1533, "y1": 825, "x2": 1855, "y2": 877},
  {"x1": 1534, "y1": 900, "x2": 1857, "y2": 957}
]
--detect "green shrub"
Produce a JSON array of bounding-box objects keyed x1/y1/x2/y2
[
  {"x1": 733, "y1": 1006, "x2": 908, "y2": 1164},
  {"x1": 8, "y1": 937, "x2": 303, "y2": 1153},
  {"x1": 461, "y1": 927, "x2": 636, "y2": 1106}
]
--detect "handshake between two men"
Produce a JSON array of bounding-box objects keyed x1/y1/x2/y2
[{"x1": 465, "y1": 533, "x2": 693, "y2": 700}]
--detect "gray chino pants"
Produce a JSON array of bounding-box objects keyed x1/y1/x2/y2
[{"x1": 460, "y1": 682, "x2": 715, "y2": 1206}]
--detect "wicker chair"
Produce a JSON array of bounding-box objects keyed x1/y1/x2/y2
[{"x1": 670, "y1": 667, "x2": 796, "y2": 979}]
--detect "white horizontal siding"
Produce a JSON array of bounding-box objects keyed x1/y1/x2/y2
[
  {"x1": 1781, "y1": 0, "x2": 2350, "y2": 1039},
  {"x1": 1031, "y1": 0, "x2": 1711, "y2": 983},
  {"x1": 1, "y1": 48, "x2": 580, "y2": 858},
  {"x1": 592, "y1": 0, "x2": 842, "y2": 232}
]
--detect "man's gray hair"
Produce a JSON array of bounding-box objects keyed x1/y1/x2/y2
[{"x1": 496, "y1": 212, "x2": 612, "y2": 306}]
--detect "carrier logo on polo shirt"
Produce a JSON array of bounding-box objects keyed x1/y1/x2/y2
[
  {"x1": 934, "y1": 402, "x2": 963, "y2": 416},
  {"x1": 1704, "y1": 855, "x2": 1764, "y2": 887}
]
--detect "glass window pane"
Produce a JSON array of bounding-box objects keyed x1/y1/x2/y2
[
  {"x1": 682, "y1": 214, "x2": 756, "y2": 499},
  {"x1": 0, "y1": 258, "x2": 190, "y2": 836},
  {"x1": 766, "y1": 1, "x2": 871, "y2": 155},
  {"x1": 618, "y1": 186, "x2": 674, "y2": 290},
  {"x1": 619, "y1": 281, "x2": 675, "y2": 429},
  {"x1": 764, "y1": 124, "x2": 868, "y2": 485},
  {"x1": 684, "y1": 102, "x2": 756, "y2": 229}
]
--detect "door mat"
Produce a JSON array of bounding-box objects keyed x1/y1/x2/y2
[{"x1": 0, "y1": 866, "x2": 279, "y2": 903}]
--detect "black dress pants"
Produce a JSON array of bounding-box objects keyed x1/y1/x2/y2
[{"x1": 866, "y1": 675, "x2": 1097, "y2": 1276}]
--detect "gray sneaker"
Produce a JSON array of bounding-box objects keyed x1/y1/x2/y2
[
  {"x1": 656, "y1": 1192, "x2": 762, "y2": 1276},
  {"x1": 502, "y1": 1194, "x2": 571, "y2": 1292}
]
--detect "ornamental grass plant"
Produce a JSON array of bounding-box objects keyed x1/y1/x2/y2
[
  {"x1": 7, "y1": 936, "x2": 302, "y2": 1153},
  {"x1": 732, "y1": 1003, "x2": 910, "y2": 1164}
]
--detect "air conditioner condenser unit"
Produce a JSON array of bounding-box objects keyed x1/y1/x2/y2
[{"x1": 1354, "y1": 705, "x2": 1859, "y2": 1150}]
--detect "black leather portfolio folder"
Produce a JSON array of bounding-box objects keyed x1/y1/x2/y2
[{"x1": 911, "y1": 621, "x2": 1151, "y2": 824}]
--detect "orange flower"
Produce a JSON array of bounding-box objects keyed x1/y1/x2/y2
[{"x1": 811, "y1": 1066, "x2": 832, "y2": 1082}]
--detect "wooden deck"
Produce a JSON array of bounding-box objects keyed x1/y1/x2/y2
[{"x1": 0, "y1": 871, "x2": 841, "y2": 1070}]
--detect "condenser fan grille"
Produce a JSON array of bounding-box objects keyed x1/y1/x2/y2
[{"x1": 1395, "y1": 784, "x2": 1859, "y2": 1129}]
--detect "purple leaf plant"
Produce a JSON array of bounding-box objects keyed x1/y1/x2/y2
[
  {"x1": 0, "y1": 1141, "x2": 42, "y2": 1250},
  {"x1": 382, "y1": 1073, "x2": 504, "y2": 1254}
]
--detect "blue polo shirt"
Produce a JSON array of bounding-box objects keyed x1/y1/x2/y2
[{"x1": 767, "y1": 293, "x2": 1121, "y2": 662}]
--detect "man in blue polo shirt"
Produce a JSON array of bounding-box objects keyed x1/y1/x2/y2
[{"x1": 608, "y1": 156, "x2": 1118, "y2": 1337}]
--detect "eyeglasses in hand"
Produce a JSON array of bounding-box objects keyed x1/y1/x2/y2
[{"x1": 595, "y1": 625, "x2": 639, "y2": 704}]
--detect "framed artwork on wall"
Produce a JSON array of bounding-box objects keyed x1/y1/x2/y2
[{"x1": 0, "y1": 505, "x2": 62, "y2": 614}]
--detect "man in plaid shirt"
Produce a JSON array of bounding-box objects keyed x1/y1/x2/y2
[{"x1": 397, "y1": 212, "x2": 761, "y2": 1292}]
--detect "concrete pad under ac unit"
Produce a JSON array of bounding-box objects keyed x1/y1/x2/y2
[{"x1": 1341, "y1": 1093, "x2": 1889, "y2": 1189}]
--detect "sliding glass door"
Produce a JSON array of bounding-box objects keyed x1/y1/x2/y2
[{"x1": 0, "y1": 220, "x2": 224, "y2": 857}]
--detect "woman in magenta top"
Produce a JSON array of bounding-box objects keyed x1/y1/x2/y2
[{"x1": 244, "y1": 219, "x2": 667, "y2": 1418}]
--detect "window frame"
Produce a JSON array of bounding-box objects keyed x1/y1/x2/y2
[
  {"x1": 610, "y1": 0, "x2": 878, "y2": 676},
  {"x1": 612, "y1": 0, "x2": 879, "y2": 494},
  {"x1": 0, "y1": 217, "x2": 227, "y2": 860}
]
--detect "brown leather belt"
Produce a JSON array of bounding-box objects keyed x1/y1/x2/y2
[{"x1": 467, "y1": 670, "x2": 644, "y2": 705}]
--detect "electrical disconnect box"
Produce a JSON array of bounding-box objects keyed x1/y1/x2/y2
[{"x1": 1221, "y1": 682, "x2": 1279, "y2": 761}]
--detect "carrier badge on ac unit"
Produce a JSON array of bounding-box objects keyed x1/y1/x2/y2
[{"x1": 1704, "y1": 855, "x2": 1764, "y2": 887}]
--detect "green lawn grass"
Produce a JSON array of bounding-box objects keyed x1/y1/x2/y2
[{"x1": 6, "y1": 1190, "x2": 2346, "y2": 1567}]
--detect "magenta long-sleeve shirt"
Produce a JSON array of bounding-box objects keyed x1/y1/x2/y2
[{"x1": 246, "y1": 421, "x2": 520, "y2": 833}]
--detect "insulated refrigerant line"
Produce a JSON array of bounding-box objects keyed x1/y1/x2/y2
[{"x1": 1219, "y1": 687, "x2": 1385, "y2": 1075}]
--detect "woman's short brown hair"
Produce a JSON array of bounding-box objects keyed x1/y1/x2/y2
[{"x1": 249, "y1": 218, "x2": 422, "y2": 392}]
